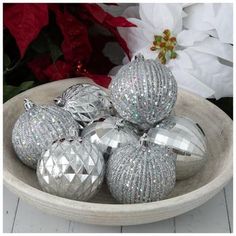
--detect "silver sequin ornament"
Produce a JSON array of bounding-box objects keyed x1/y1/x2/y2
[
  {"x1": 37, "y1": 137, "x2": 105, "y2": 201},
  {"x1": 54, "y1": 83, "x2": 113, "y2": 129},
  {"x1": 81, "y1": 116, "x2": 139, "y2": 160},
  {"x1": 109, "y1": 54, "x2": 177, "y2": 130},
  {"x1": 147, "y1": 116, "x2": 208, "y2": 180},
  {"x1": 12, "y1": 98, "x2": 79, "y2": 169},
  {"x1": 106, "y1": 135, "x2": 176, "y2": 204}
]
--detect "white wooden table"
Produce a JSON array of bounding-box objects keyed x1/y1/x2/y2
[{"x1": 3, "y1": 180, "x2": 233, "y2": 233}]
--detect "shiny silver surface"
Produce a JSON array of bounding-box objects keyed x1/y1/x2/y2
[
  {"x1": 147, "y1": 116, "x2": 208, "y2": 180},
  {"x1": 81, "y1": 116, "x2": 139, "y2": 160},
  {"x1": 54, "y1": 83, "x2": 114, "y2": 129},
  {"x1": 37, "y1": 138, "x2": 105, "y2": 201},
  {"x1": 106, "y1": 136, "x2": 176, "y2": 204},
  {"x1": 12, "y1": 98, "x2": 79, "y2": 169},
  {"x1": 109, "y1": 54, "x2": 177, "y2": 130}
]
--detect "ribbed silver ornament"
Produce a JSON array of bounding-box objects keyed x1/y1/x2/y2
[
  {"x1": 37, "y1": 138, "x2": 105, "y2": 201},
  {"x1": 109, "y1": 54, "x2": 177, "y2": 130},
  {"x1": 54, "y1": 83, "x2": 114, "y2": 129},
  {"x1": 81, "y1": 116, "x2": 139, "y2": 160},
  {"x1": 106, "y1": 135, "x2": 176, "y2": 204},
  {"x1": 12, "y1": 98, "x2": 79, "y2": 169},
  {"x1": 147, "y1": 116, "x2": 208, "y2": 180}
]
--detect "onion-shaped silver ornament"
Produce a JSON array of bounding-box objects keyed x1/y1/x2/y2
[
  {"x1": 12, "y1": 98, "x2": 79, "y2": 169},
  {"x1": 106, "y1": 135, "x2": 176, "y2": 204},
  {"x1": 37, "y1": 137, "x2": 105, "y2": 201},
  {"x1": 147, "y1": 116, "x2": 208, "y2": 180},
  {"x1": 54, "y1": 83, "x2": 114, "y2": 130},
  {"x1": 109, "y1": 54, "x2": 177, "y2": 130},
  {"x1": 81, "y1": 116, "x2": 139, "y2": 161}
]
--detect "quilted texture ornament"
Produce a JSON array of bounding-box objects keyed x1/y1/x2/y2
[{"x1": 37, "y1": 137, "x2": 105, "y2": 201}]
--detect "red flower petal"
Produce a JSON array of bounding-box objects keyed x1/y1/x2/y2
[
  {"x1": 27, "y1": 54, "x2": 51, "y2": 82},
  {"x1": 4, "y1": 3, "x2": 48, "y2": 57},
  {"x1": 80, "y1": 4, "x2": 136, "y2": 59},
  {"x1": 50, "y1": 5, "x2": 92, "y2": 64},
  {"x1": 44, "y1": 60, "x2": 72, "y2": 81}
]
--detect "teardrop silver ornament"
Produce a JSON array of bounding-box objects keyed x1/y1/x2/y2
[
  {"x1": 109, "y1": 54, "x2": 177, "y2": 130},
  {"x1": 147, "y1": 116, "x2": 208, "y2": 180}
]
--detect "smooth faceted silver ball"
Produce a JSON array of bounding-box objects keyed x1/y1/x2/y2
[
  {"x1": 147, "y1": 116, "x2": 208, "y2": 180},
  {"x1": 37, "y1": 138, "x2": 105, "y2": 201},
  {"x1": 81, "y1": 116, "x2": 139, "y2": 160},
  {"x1": 109, "y1": 54, "x2": 177, "y2": 130},
  {"x1": 12, "y1": 98, "x2": 79, "y2": 169},
  {"x1": 54, "y1": 83, "x2": 114, "y2": 130},
  {"x1": 106, "y1": 137, "x2": 176, "y2": 204}
]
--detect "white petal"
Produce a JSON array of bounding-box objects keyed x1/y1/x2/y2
[
  {"x1": 133, "y1": 45, "x2": 158, "y2": 60},
  {"x1": 122, "y1": 5, "x2": 140, "y2": 19},
  {"x1": 185, "y1": 49, "x2": 233, "y2": 99},
  {"x1": 190, "y1": 37, "x2": 233, "y2": 62},
  {"x1": 167, "y1": 50, "x2": 193, "y2": 69},
  {"x1": 139, "y1": 3, "x2": 183, "y2": 34},
  {"x1": 214, "y1": 3, "x2": 233, "y2": 44},
  {"x1": 118, "y1": 18, "x2": 153, "y2": 54},
  {"x1": 177, "y1": 30, "x2": 209, "y2": 47},
  {"x1": 171, "y1": 67, "x2": 215, "y2": 98},
  {"x1": 183, "y1": 4, "x2": 215, "y2": 31}
]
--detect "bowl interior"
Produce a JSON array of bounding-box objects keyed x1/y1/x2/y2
[{"x1": 3, "y1": 78, "x2": 232, "y2": 204}]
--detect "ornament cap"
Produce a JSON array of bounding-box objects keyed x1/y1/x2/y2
[
  {"x1": 24, "y1": 98, "x2": 35, "y2": 111},
  {"x1": 54, "y1": 97, "x2": 65, "y2": 107},
  {"x1": 139, "y1": 133, "x2": 149, "y2": 147},
  {"x1": 134, "y1": 54, "x2": 145, "y2": 62}
]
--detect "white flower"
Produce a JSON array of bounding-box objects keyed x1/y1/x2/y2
[{"x1": 113, "y1": 3, "x2": 233, "y2": 99}]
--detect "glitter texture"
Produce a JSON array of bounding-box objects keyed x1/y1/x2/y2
[
  {"x1": 37, "y1": 138, "x2": 105, "y2": 201},
  {"x1": 54, "y1": 83, "x2": 114, "y2": 129},
  {"x1": 12, "y1": 98, "x2": 79, "y2": 169},
  {"x1": 109, "y1": 54, "x2": 177, "y2": 130},
  {"x1": 106, "y1": 139, "x2": 176, "y2": 204}
]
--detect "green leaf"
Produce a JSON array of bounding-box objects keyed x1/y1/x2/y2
[
  {"x1": 30, "y1": 32, "x2": 49, "y2": 54},
  {"x1": 48, "y1": 42, "x2": 63, "y2": 62},
  {"x1": 3, "y1": 53, "x2": 11, "y2": 69},
  {"x1": 4, "y1": 81, "x2": 35, "y2": 102}
]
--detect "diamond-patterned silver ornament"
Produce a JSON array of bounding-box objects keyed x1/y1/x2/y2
[
  {"x1": 109, "y1": 54, "x2": 178, "y2": 130},
  {"x1": 54, "y1": 83, "x2": 114, "y2": 130},
  {"x1": 37, "y1": 137, "x2": 105, "y2": 201},
  {"x1": 106, "y1": 134, "x2": 176, "y2": 204},
  {"x1": 147, "y1": 116, "x2": 208, "y2": 180},
  {"x1": 81, "y1": 116, "x2": 139, "y2": 161},
  {"x1": 12, "y1": 98, "x2": 79, "y2": 169}
]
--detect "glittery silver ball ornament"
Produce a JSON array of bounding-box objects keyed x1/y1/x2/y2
[
  {"x1": 106, "y1": 135, "x2": 176, "y2": 204},
  {"x1": 81, "y1": 116, "x2": 139, "y2": 161},
  {"x1": 37, "y1": 137, "x2": 105, "y2": 201},
  {"x1": 12, "y1": 98, "x2": 79, "y2": 169},
  {"x1": 109, "y1": 54, "x2": 177, "y2": 130},
  {"x1": 147, "y1": 116, "x2": 208, "y2": 180},
  {"x1": 54, "y1": 83, "x2": 114, "y2": 130}
]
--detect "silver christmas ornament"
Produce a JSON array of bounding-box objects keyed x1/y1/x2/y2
[
  {"x1": 147, "y1": 116, "x2": 208, "y2": 180},
  {"x1": 54, "y1": 83, "x2": 114, "y2": 129},
  {"x1": 12, "y1": 98, "x2": 79, "y2": 169},
  {"x1": 109, "y1": 54, "x2": 177, "y2": 130},
  {"x1": 37, "y1": 137, "x2": 105, "y2": 201},
  {"x1": 106, "y1": 135, "x2": 176, "y2": 204},
  {"x1": 81, "y1": 116, "x2": 139, "y2": 160}
]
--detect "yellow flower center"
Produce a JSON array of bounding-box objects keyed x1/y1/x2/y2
[{"x1": 150, "y1": 29, "x2": 177, "y2": 64}]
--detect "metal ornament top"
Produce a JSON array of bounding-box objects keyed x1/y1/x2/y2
[
  {"x1": 54, "y1": 83, "x2": 114, "y2": 129},
  {"x1": 109, "y1": 54, "x2": 177, "y2": 130}
]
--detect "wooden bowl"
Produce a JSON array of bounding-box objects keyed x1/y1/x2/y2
[{"x1": 3, "y1": 78, "x2": 233, "y2": 226}]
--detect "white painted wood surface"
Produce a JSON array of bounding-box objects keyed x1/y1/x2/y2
[{"x1": 4, "y1": 180, "x2": 233, "y2": 233}]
